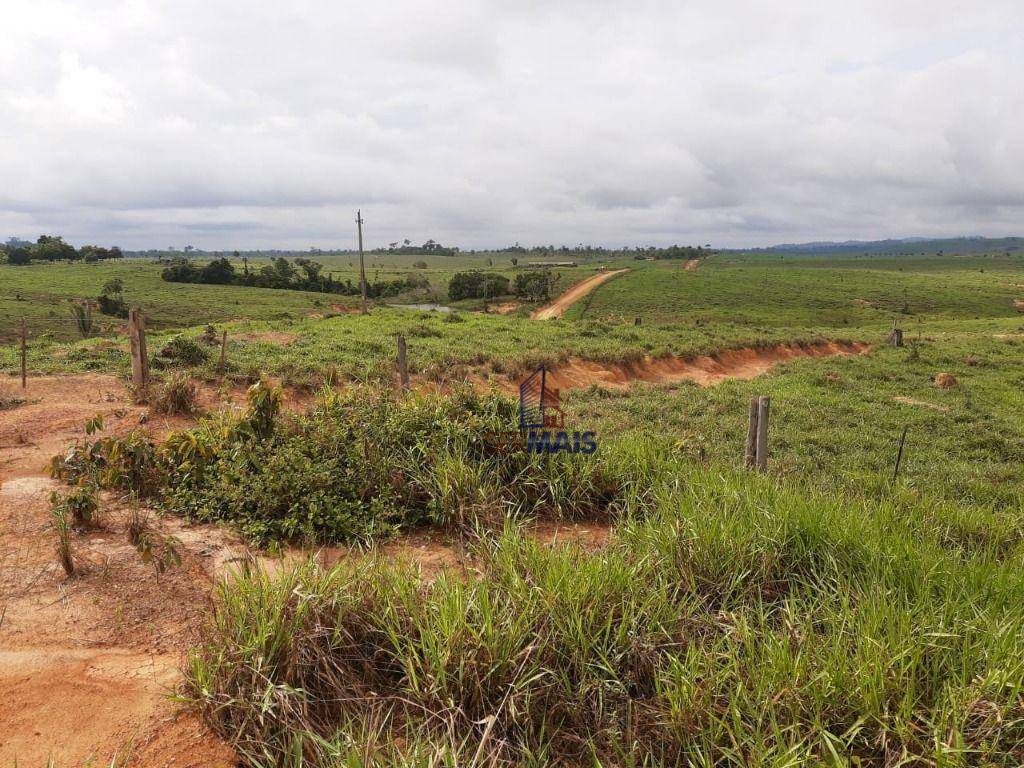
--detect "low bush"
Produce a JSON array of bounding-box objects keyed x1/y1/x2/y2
[
  {"x1": 52, "y1": 382, "x2": 627, "y2": 546},
  {"x1": 50, "y1": 486, "x2": 100, "y2": 529},
  {"x1": 154, "y1": 335, "x2": 209, "y2": 367}
]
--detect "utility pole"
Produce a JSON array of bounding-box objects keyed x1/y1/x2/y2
[{"x1": 356, "y1": 209, "x2": 367, "y2": 314}]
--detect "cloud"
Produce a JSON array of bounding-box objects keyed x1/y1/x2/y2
[{"x1": 0, "y1": 0, "x2": 1022, "y2": 249}]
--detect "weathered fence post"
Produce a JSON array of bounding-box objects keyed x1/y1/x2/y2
[
  {"x1": 219, "y1": 330, "x2": 228, "y2": 371},
  {"x1": 396, "y1": 333, "x2": 410, "y2": 391},
  {"x1": 20, "y1": 318, "x2": 27, "y2": 389},
  {"x1": 755, "y1": 396, "x2": 770, "y2": 471},
  {"x1": 887, "y1": 319, "x2": 903, "y2": 347},
  {"x1": 744, "y1": 396, "x2": 759, "y2": 468},
  {"x1": 128, "y1": 308, "x2": 150, "y2": 394}
]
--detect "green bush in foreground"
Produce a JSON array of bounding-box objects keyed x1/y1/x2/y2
[
  {"x1": 54, "y1": 382, "x2": 634, "y2": 545},
  {"x1": 186, "y1": 469, "x2": 1024, "y2": 767}
]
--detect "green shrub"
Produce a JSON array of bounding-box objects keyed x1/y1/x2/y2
[
  {"x1": 154, "y1": 335, "x2": 209, "y2": 366},
  {"x1": 53, "y1": 383, "x2": 627, "y2": 546},
  {"x1": 57, "y1": 485, "x2": 100, "y2": 529}
]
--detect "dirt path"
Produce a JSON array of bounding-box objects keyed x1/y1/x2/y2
[{"x1": 531, "y1": 269, "x2": 628, "y2": 320}]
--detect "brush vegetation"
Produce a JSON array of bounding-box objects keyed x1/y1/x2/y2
[{"x1": 186, "y1": 465, "x2": 1024, "y2": 766}]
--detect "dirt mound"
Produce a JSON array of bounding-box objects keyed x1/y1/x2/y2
[
  {"x1": 531, "y1": 269, "x2": 628, "y2": 320},
  {"x1": 934, "y1": 372, "x2": 958, "y2": 389},
  {"x1": 488, "y1": 341, "x2": 868, "y2": 393},
  {"x1": 684, "y1": 258, "x2": 701, "y2": 270}
]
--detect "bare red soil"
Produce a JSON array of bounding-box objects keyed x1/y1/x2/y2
[
  {"x1": 0, "y1": 371, "x2": 614, "y2": 765},
  {"x1": 477, "y1": 340, "x2": 869, "y2": 394}
]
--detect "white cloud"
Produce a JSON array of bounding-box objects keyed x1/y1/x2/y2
[{"x1": 0, "y1": 0, "x2": 1022, "y2": 248}]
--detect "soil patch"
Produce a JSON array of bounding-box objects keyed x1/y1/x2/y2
[
  {"x1": 531, "y1": 269, "x2": 628, "y2": 320},
  {"x1": 488, "y1": 302, "x2": 521, "y2": 315},
  {"x1": 482, "y1": 341, "x2": 869, "y2": 393},
  {"x1": 1013, "y1": 299, "x2": 1024, "y2": 311},
  {"x1": 684, "y1": 258, "x2": 701, "y2": 270},
  {"x1": 240, "y1": 331, "x2": 299, "y2": 345}
]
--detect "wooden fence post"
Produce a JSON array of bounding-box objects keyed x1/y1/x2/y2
[
  {"x1": 219, "y1": 330, "x2": 228, "y2": 371},
  {"x1": 744, "y1": 396, "x2": 759, "y2": 468},
  {"x1": 888, "y1": 319, "x2": 904, "y2": 347},
  {"x1": 396, "y1": 334, "x2": 410, "y2": 391},
  {"x1": 128, "y1": 308, "x2": 150, "y2": 393},
  {"x1": 20, "y1": 318, "x2": 27, "y2": 389},
  {"x1": 755, "y1": 396, "x2": 770, "y2": 471}
]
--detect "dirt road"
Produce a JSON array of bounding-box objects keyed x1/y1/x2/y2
[{"x1": 530, "y1": 269, "x2": 628, "y2": 320}]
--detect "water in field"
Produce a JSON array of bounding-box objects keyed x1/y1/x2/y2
[{"x1": 388, "y1": 302, "x2": 453, "y2": 312}]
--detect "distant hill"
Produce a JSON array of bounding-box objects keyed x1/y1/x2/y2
[{"x1": 760, "y1": 237, "x2": 1024, "y2": 255}]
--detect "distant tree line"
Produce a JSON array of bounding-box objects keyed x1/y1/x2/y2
[
  {"x1": 448, "y1": 270, "x2": 552, "y2": 301},
  {"x1": 486, "y1": 243, "x2": 713, "y2": 260},
  {"x1": 375, "y1": 239, "x2": 457, "y2": 256},
  {"x1": 1, "y1": 236, "x2": 124, "y2": 265},
  {"x1": 160, "y1": 256, "x2": 429, "y2": 298}
]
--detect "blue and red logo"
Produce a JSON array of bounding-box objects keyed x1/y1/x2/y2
[{"x1": 518, "y1": 365, "x2": 597, "y2": 455}]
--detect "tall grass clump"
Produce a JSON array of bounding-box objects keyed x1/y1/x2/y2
[{"x1": 185, "y1": 468, "x2": 1024, "y2": 767}]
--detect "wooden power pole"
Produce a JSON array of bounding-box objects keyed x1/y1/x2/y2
[{"x1": 356, "y1": 209, "x2": 367, "y2": 314}]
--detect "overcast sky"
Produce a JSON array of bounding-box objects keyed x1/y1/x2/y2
[{"x1": 1, "y1": 1, "x2": 1023, "y2": 250}]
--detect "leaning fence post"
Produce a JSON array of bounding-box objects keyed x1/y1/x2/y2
[
  {"x1": 128, "y1": 308, "x2": 150, "y2": 394},
  {"x1": 20, "y1": 318, "x2": 27, "y2": 389},
  {"x1": 396, "y1": 333, "x2": 410, "y2": 391},
  {"x1": 755, "y1": 396, "x2": 770, "y2": 471},
  {"x1": 744, "y1": 396, "x2": 759, "y2": 468},
  {"x1": 892, "y1": 425, "x2": 909, "y2": 482}
]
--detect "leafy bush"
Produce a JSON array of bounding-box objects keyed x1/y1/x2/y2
[
  {"x1": 448, "y1": 271, "x2": 511, "y2": 300},
  {"x1": 51, "y1": 429, "x2": 162, "y2": 497},
  {"x1": 50, "y1": 486, "x2": 100, "y2": 529},
  {"x1": 54, "y1": 383, "x2": 625, "y2": 546},
  {"x1": 155, "y1": 335, "x2": 209, "y2": 366},
  {"x1": 97, "y1": 277, "x2": 129, "y2": 318},
  {"x1": 513, "y1": 270, "x2": 552, "y2": 300}
]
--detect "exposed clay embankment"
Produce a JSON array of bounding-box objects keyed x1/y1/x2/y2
[{"x1": 486, "y1": 340, "x2": 869, "y2": 393}]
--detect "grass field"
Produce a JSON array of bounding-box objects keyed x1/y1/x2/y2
[
  {"x1": 5, "y1": 249, "x2": 1024, "y2": 766},
  {"x1": 0, "y1": 254, "x2": 597, "y2": 343}
]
